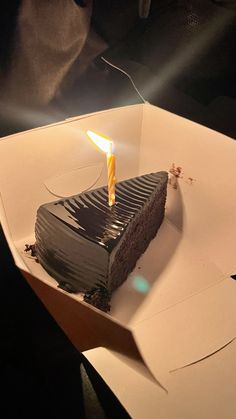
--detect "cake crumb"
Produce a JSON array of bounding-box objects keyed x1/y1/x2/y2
[
  {"x1": 83, "y1": 286, "x2": 111, "y2": 313},
  {"x1": 187, "y1": 177, "x2": 196, "y2": 185},
  {"x1": 24, "y1": 243, "x2": 39, "y2": 262},
  {"x1": 168, "y1": 163, "x2": 183, "y2": 189}
]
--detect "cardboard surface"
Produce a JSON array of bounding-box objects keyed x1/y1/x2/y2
[
  {"x1": 85, "y1": 336, "x2": 236, "y2": 419},
  {"x1": 140, "y1": 105, "x2": 236, "y2": 275},
  {"x1": 134, "y1": 278, "x2": 236, "y2": 384},
  {"x1": 0, "y1": 103, "x2": 236, "y2": 401}
]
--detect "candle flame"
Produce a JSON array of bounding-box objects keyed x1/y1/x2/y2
[{"x1": 87, "y1": 130, "x2": 112, "y2": 155}]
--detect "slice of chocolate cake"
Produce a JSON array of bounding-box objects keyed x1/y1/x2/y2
[{"x1": 35, "y1": 171, "x2": 168, "y2": 298}]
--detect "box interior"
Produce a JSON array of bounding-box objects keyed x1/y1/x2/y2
[{"x1": 0, "y1": 103, "x2": 235, "y2": 383}]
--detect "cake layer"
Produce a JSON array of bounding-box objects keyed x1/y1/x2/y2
[{"x1": 35, "y1": 171, "x2": 168, "y2": 293}]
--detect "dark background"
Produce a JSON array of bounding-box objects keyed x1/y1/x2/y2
[{"x1": 0, "y1": 0, "x2": 236, "y2": 138}]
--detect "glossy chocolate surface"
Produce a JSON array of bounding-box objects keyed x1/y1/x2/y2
[
  {"x1": 35, "y1": 171, "x2": 168, "y2": 292},
  {"x1": 46, "y1": 172, "x2": 168, "y2": 251}
]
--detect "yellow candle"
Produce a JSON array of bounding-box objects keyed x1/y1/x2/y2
[
  {"x1": 87, "y1": 130, "x2": 116, "y2": 206},
  {"x1": 107, "y1": 151, "x2": 116, "y2": 206}
]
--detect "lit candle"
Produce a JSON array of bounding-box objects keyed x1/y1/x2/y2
[{"x1": 87, "y1": 130, "x2": 116, "y2": 206}]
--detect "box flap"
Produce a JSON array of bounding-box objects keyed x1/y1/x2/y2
[
  {"x1": 134, "y1": 278, "x2": 236, "y2": 383},
  {"x1": 84, "y1": 337, "x2": 236, "y2": 419}
]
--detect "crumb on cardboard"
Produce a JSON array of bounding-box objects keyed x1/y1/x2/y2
[
  {"x1": 83, "y1": 286, "x2": 111, "y2": 313},
  {"x1": 169, "y1": 163, "x2": 183, "y2": 178},
  {"x1": 168, "y1": 164, "x2": 196, "y2": 188},
  {"x1": 187, "y1": 177, "x2": 196, "y2": 185},
  {"x1": 168, "y1": 163, "x2": 183, "y2": 189},
  {"x1": 24, "y1": 243, "x2": 39, "y2": 262}
]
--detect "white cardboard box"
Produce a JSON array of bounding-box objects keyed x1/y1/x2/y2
[{"x1": 0, "y1": 104, "x2": 236, "y2": 411}]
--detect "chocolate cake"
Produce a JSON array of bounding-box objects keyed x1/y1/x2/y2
[{"x1": 35, "y1": 171, "x2": 168, "y2": 301}]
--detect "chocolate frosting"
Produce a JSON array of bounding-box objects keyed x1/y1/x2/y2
[{"x1": 35, "y1": 171, "x2": 168, "y2": 292}]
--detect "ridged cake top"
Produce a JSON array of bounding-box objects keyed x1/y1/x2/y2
[{"x1": 40, "y1": 171, "x2": 168, "y2": 252}]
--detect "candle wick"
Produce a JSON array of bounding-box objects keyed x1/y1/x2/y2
[{"x1": 108, "y1": 142, "x2": 113, "y2": 156}]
